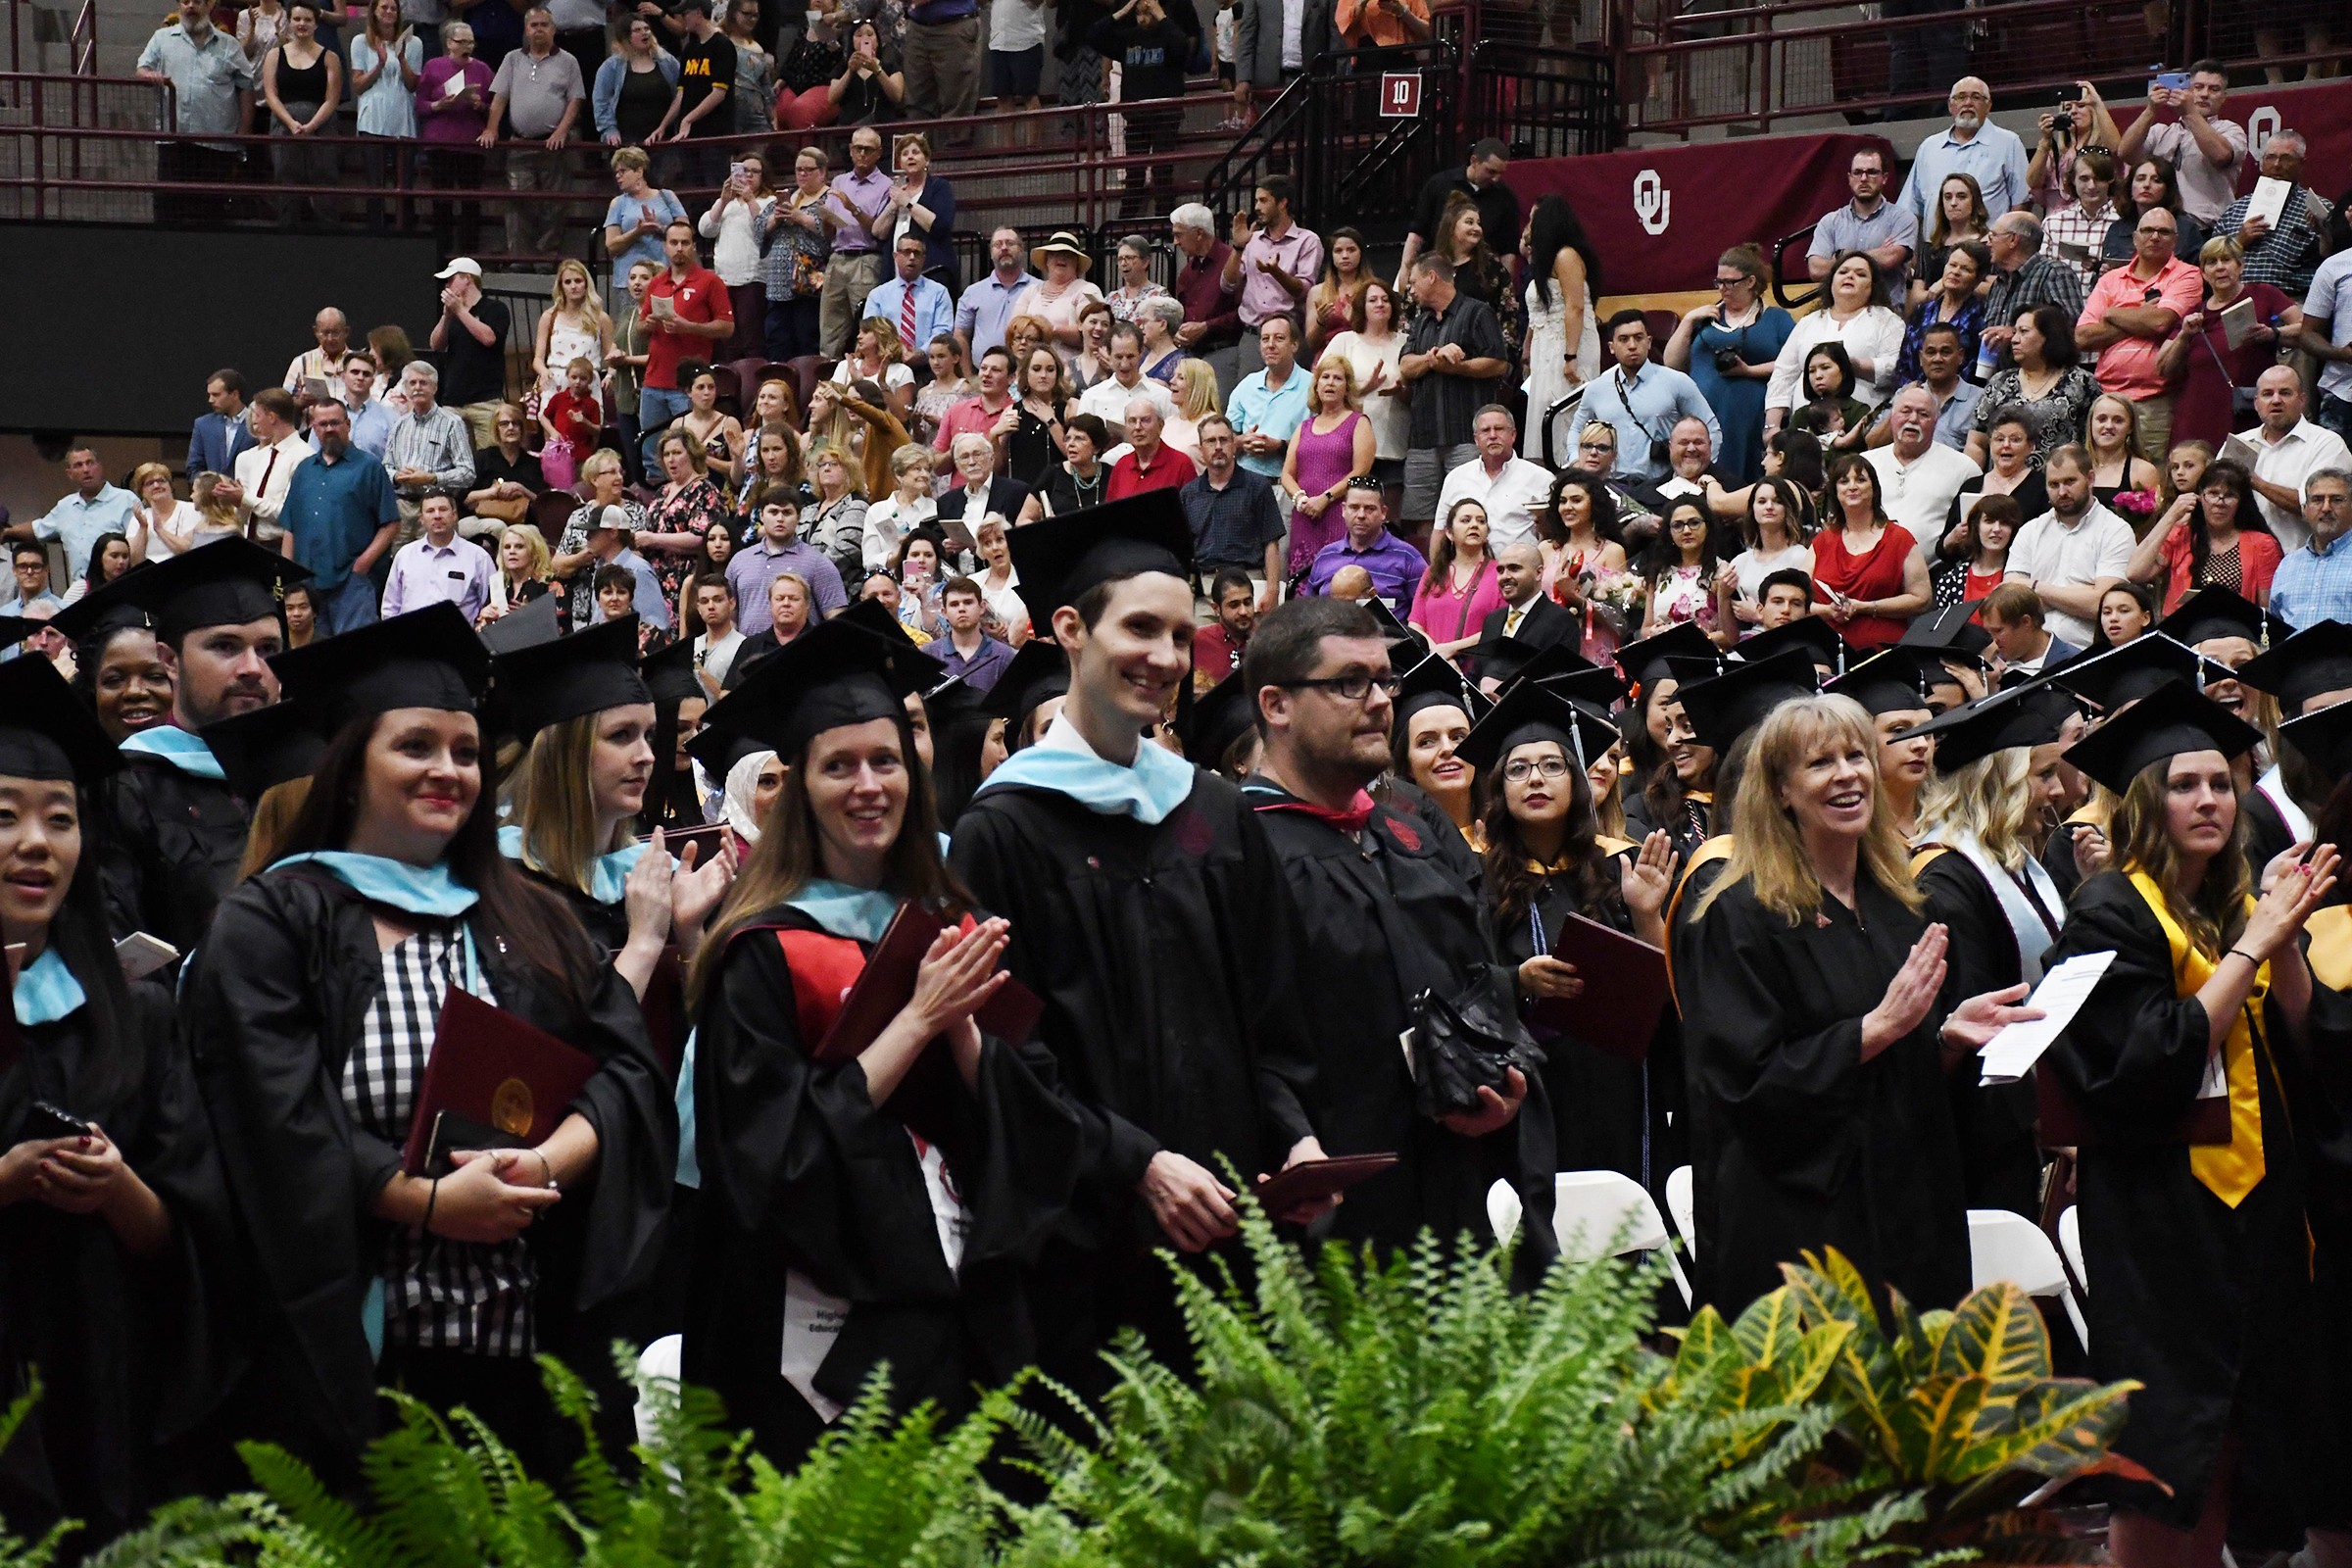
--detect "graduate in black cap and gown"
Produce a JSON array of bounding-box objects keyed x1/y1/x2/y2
[
  {"x1": 2039, "y1": 685, "x2": 2342, "y2": 1560},
  {"x1": 1616, "y1": 623, "x2": 1728, "y2": 858},
  {"x1": 2234, "y1": 618, "x2": 2352, "y2": 879},
  {"x1": 175, "y1": 605, "x2": 676, "y2": 1484},
  {"x1": 0, "y1": 660, "x2": 219, "y2": 1548},
  {"x1": 494, "y1": 615, "x2": 737, "y2": 997},
  {"x1": 2040, "y1": 632, "x2": 2216, "y2": 899},
  {"x1": 1186, "y1": 671, "x2": 1262, "y2": 782},
  {"x1": 1240, "y1": 598, "x2": 1555, "y2": 1285},
  {"x1": 1671, "y1": 681, "x2": 2032, "y2": 1313},
  {"x1": 1903, "y1": 681, "x2": 2083, "y2": 1214},
  {"x1": 82, "y1": 540, "x2": 311, "y2": 961},
  {"x1": 682, "y1": 619, "x2": 1085, "y2": 1465},
  {"x1": 639, "y1": 639, "x2": 711, "y2": 836},
  {"x1": 1472, "y1": 679, "x2": 1678, "y2": 1192},
  {"x1": 946, "y1": 494, "x2": 1321, "y2": 1392}
]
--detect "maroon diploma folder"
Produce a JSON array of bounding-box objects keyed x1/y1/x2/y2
[
  {"x1": 1527, "y1": 911, "x2": 1670, "y2": 1062},
  {"x1": 401, "y1": 989, "x2": 600, "y2": 1177},
  {"x1": 2035, "y1": 1066, "x2": 2230, "y2": 1149},
  {"x1": 1252, "y1": 1152, "x2": 1399, "y2": 1212}
]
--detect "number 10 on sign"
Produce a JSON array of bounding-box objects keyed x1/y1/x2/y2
[{"x1": 1379, "y1": 73, "x2": 1421, "y2": 117}]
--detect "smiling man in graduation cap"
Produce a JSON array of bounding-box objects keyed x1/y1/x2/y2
[
  {"x1": 78, "y1": 538, "x2": 312, "y2": 961},
  {"x1": 1242, "y1": 597, "x2": 1558, "y2": 1286},
  {"x1": 946, "y1": 491, "x2": 1323, "y2": 1395}
]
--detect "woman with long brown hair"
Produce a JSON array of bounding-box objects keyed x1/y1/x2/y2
[
  {"x1": 1675, "y1": 693, "x2": 2030, "y2": 1312},
  {"x1": 681, "y1": 618, "x2": 1080, "y2": 1468},
  {"x1": 177, "y1": 604, "x2": 675, "y2": 1484},
  {"x1": 2041, "y1": 685, "x2": 2338, "y2": 1567}
]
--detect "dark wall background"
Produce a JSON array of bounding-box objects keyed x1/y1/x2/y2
[{"x1": 0, "y1": 223, "x2": 441, "y2": 437}]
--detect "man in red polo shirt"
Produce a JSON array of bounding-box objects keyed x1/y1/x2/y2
[
  {"x1": 1105, "y1": 395, "x2": 1198, "y2": 500},
  {"x1": 640, "y1": 219, "x2": 733, "y2": 471}
]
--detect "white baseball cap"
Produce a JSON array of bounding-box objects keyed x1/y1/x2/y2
[{"x1": 434, "y1": 258, "x2": 483, "y2": 280}]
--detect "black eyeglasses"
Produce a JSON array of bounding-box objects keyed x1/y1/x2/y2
[
  {"x1": 1282, "y1": 670, "x2": 1402, "y2": 702},
  {"x1": 1502, "y1": 757, "x2": 1573, "y2": 782}
]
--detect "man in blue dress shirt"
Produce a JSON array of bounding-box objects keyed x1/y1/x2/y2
[
  {"x1": 1898, "y1": 76, "x2": 2033, "y2": 230},
  {"x1": 188, "y1": 369, "x2": 256, "y2": 481},
  {"x1": 861, "y1": 236, "x2": 956, "y2": 364},
  {"x1": 1576, "y1": 311, "x2": 1722, "y2": 483}
]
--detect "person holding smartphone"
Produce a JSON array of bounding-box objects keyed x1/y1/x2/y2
[{"x1": 2117, "y1": 60, "x2": 2247, "y2": 228}]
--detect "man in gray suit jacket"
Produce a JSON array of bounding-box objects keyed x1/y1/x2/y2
[{"x1": 1233, "y1": 0, "x2": 1336, "y2": 116}]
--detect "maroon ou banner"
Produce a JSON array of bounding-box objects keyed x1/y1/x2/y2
[{"x1": 1502, "y1": 133, "x2": 1886, "y2": 298}]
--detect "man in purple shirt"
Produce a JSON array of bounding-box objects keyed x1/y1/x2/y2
[
  {"x1": 819, "y1": 125, "x2": 894, "y2": 358},
  {"x1": 726, "y1": 493, "x2": 848, "y2": 636},
  {"x1": 379, "y1": 489, "x2": 495, "y2": 621},
  {"x1": 935, "y1": 575, "x2": 1015, "y2": 690},
  {"x1": 1215, "y1": 174, "x2": 1323, "y2": 391},
  {"x1": 1304, "y1": 477, "x2": 1427, "y2": 619}
]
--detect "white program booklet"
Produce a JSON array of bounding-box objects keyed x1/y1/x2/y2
[
  {"x1": 1978, "y1": 951, "x2": 2118, "y2": 1085},
  {"x1": 2246, "y1": 175, "x2": 2291, "y2": 231}
]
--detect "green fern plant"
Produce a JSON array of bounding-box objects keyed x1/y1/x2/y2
[
  {"x1": 0, "y1": 1384, "x2": 76, "y2": 1568},
  {"x1": 998, "y1": 1200, "x2": 1921, "y2": 1568}
]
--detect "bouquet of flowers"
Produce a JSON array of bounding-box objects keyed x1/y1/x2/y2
[
  {"x1": 1577, "y1": 568, "x2": 1644, "y2": 639},
  {"x1": 2111, "y1": 489, "x2": 2160, "y2": 531}
]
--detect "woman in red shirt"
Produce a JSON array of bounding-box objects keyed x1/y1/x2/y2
[
  {"x1": 2124, "y1": 459, "x2": 2282, "y2": 612},
  {"x1": 1811, "y1": 455, "x2": 1930, "y2": 648},
  {"x1": 2154, "y1": 236, "x2": 2302, "y2": 451}
]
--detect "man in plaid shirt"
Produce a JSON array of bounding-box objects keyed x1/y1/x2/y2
[
  {"x1": 2209, "y1": 131, "x2": 2335, "y2": 298},
  {"x1": 1979, "y1": 213, "x2": 2084, "y2": 372}
]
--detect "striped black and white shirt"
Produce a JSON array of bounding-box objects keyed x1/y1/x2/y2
[{"x1": 344, "y1": 924, "x2": 537, "y2": 1358}]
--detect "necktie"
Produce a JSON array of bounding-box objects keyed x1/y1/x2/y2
[
  {"x1": 1504, "y1": 606, "x2": 1524, "y2": 636},
  {"x1": 901, "y1": 285, "x2": 917, "y2": 357},
  {"x1": 248, "y1": 448, "x2": 279, "y2": 539}
]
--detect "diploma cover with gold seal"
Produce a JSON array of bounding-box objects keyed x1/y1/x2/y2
[{"x1": 399, "y1": 988, "x2": 601, "y2": 1178}]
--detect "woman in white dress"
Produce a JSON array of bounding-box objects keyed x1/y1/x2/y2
[
  {"x1": 1320, "y1": 278, "x2": 1410, "y2": 507},
  {"x1": 1763, "y1": 251, "x2": 1905, "y2": 440},
  {"x1": 532, "y1": 259, "x2": 613, "y2": 405},
  {"x1": 1520, "y1": 194, "x2": 1603, "y2": 463}
]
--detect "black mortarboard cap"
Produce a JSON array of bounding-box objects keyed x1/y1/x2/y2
[
  {"x1": 1186, "y1": 671, "x2": 1259, "y2": 766},
  {"x1": 202, "y1": 700, "x2": 327, "y2": 802},
  {"x1": 640, "y1": 637, "x2": 706, "y2": 708},
  {"x1": 984, "y1": 638, "x2": 1072, "y2": 727},
  {"x1": 1362, "y1": 593, "x2": 1430, "y2": 657},
  {"x1": 1823, "y1": 649, "x2": 1940, "y2": 716},
  {"x1": 2155, "y1": 587, "x2": 2279, "y2": 653},
  {"x1": 491, "y1": 615, "x2": 655, "y2": 739},
  {"x1": 1537, "y1": 662, "x2": 1629, "y2": 712},
  {"x1": 2280, "y1": 699, "x2": 2352, "y2": 782},
  {"x1": 100, "y1": 536, "x2": 310, "y2": 646},
  {"x1": 1004, "y1": 490, "x2": 1193, "y2": 623},
  {"x1": 1476, "y1": 635, "x2": 1590, "y2": 693},
  {"x1": 2062, "y1": 680, "x2": 2263, "y2": 795},
  {"x1": 1457, "y1": 678, "x2": 1618, "y2": 777},
  {"x1": 1896, "y1": 680, "x2": 2081, "y2": 774},
  {"x1": 1737, "y1": 615, "x2": 1852, "y2": 676},
  {"x1": 703, "y1": 616, "x2": 935, "y2": 760},
  {"x1": 2234, "y1": 619, "x2": 2352, "y2": 716},
  {"x1": 2046, "y1": 634, "x2": 2201, "y2": 713},
  {"x1": 270, "y1": 602, "x2": 491, "y2": 732},
  {"x1": 840, "y1": 595, "x2": 918, "y2": 649},
  {"x1": 683, "y1": 720, "x2": 771, "y2": 779},
  {"x1": 45, "y1": 572, "x2": 150, "y2": 647},
  {"x1": 0, "y1": 656, "x2": 116, "y2": 783},
  {"x1": 1617, "y1": 621, "x2": 1720, "y2": 692},
  {"x1": 1395, "y1": 653, "x2": 1481, "y2": 727},
  {"x1": 1897, "y1": 598, "x2": 1992, "y2": 662},
  {"x1": 477, "y1": 593, "x2": 563, "y2": 656},
  {"x1": 1672, "y1": 646, "x2": 1821, "y2": 755}
]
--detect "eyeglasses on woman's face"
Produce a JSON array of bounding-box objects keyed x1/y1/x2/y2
[
  {"x1": 1503, "y1": 756, "x2": 1572, "y2": 782},
  {"x1": 1715, "y1": 273, "x2": 1752, "y2": 290}
]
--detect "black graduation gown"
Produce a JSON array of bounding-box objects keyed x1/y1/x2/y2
[
  {"x1": 2241, "y1": 782, "x2": 2298, "y2": 884},
  {"x1": 682, "y1": 908, "x2": 1084, "y2": 1462},
  {"x1": 1914, "y1": 850, "x2": 2050, "y2": 1216},
  {"x1": 1623, "y1": 787, "x2": 1712, "y2": 865},
  {"x1": 97, "y1": 755, "x2": 249, "y2": 956},
  {"x1": 947, "y1": 770, "x2": 1317, "y2": 1384},
  {"x1": 0, "y1": 976, "x2": 217, "y2": 1548},
  {"x1": 2043, "y1": 873, "x2": 2329, "y2": 1538},
  {"x1": 1500, "y1": 871, "x2": 1680, "y2": 1197},
  {"x1": 2293, "y1": 905, "x2": 2352, "y2": 1529},
  {"x1": 172, "y1": 869, "x2": 676, "y2": 1484},
  {"x1": 1672, "y1": 872, "x2": 1971, "y2": 1315},
  {"x1": 1249, "y1": 789, "x2": 1556, "y2": 1287}
]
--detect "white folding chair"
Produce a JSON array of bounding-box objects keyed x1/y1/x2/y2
[
  {"x1": 2057, "y1": 1206, "x2": 2087, "y2": 1296},
  {"x1": 633, "y1": 1333, "x2": 684, "y2": 1449},
  {"x1": 1553, "y1": 1169, "x2": 1691, "y2": 1308},
  {"x1": 1663, "y1": 1165, "x2": 1696, "y2": 1259},
  {"x1": 1487, "y1": 1177, "x2": 1524, "y2": 1248},
  {"x1": 1968, "y1": 1208, "x2": 2087, "y2": 1353}
]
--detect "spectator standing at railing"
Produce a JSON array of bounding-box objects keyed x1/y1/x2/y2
[
  {"x1": 651, "y1": 1, "x2": 739, "y2": 189},
  {"x1": 428, "y1": 257, "x2": 514, "y2": 449},
  {"x1": 760, "y1": 148, "x2": 834, "y2": 362},
  {"x1": 349, "y1": 0, "x2": 423, "y2": 231},
  {"x1": 722, "y1": 0, "x2": 777, "y2": 134},
  {"x1": 1333, "y1": 0, "x2": 1428, "y2": 48},
  {"x1": 1808, "y1": 145, "x2": 1915, "y2": 309},
  {"x1": 138, "y1": 2, "x2": 257, "y2": 221},
  {"x1": 1396, "y1": 140, "x2": 1517, "y2": 297},
  {"x1": 1586, "y1": 309, "x2": 1722, "y2": 483},
  {"x1": 595, "y1": 15, "x2": 680, "y2": 146},
  {"x1": 1089, "y1": 0, "x2": 1192, "y2": 219},
  {"x1": 1232, "y1": 0, "x2": 1334, "y2": 125},
  {"x1": 416, "y1": 23, "x2": 493, "y2": 252},
  {"x1": 546, "y1": 0, "x2": 609, "y2": 88},
  {"x1": 480, "y1": 7, "x2": 586, "y2": 258},
  {"x1": 988, "y1": 0, "x2": 1049, "y2": 124},
  {"x1": 2209, "y1": 131, "x2": 2334, "y2": 301},
  {"x1": 872, "y1": 133, "x2": 956, "y2": 289},
  {"x1": 819, "y1": 125, "x2": 894, "y2": 357},
  {"x1": 2115, "y1": 60, "x2": 2245, "y2": 230},
  {"x1": 1896, "y1": 77, "x2": 2032, "y2": 234},
  {"x1": 902, "y1": 0, "x2": 983, "y2": 122}
]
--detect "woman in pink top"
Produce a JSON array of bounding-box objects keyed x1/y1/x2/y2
[
  {"x1": 1409, "y1": 498, "x2": 1504, "y2": 657},
  {"x1": 1280, "y1": 356, "x2": 1376, "y2": 579}
]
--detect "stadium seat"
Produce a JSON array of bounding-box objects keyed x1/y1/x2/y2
[
  {"x1": 1663, "y1": 1164, "x2": 1695, "y2": 1259},
  {"x1": 1968, "y1": 1208, "x2": 2086, "y2": 1352}
]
